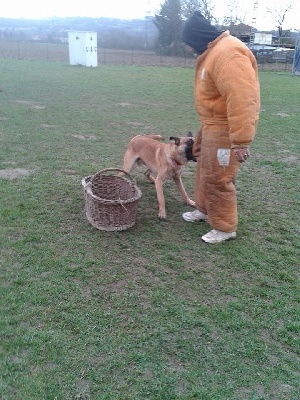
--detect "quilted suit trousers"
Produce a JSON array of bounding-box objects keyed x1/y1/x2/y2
[{"x1": 194, "y1": 126, "x2": 240, "y2": 232}]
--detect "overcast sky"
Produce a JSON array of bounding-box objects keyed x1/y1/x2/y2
[{"x1": 1, "y1": 0, "x2": 299, "y2": 31}]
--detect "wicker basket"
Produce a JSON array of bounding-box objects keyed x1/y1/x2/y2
[{"x1": 82, "y1": 168, "x2": 142, "y2": 231}]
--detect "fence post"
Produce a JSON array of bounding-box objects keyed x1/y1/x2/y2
[{"x1": 103, "y1": 46, "x2": 106, "y2": 64}]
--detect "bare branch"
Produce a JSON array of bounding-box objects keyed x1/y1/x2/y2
[{"x1": 266, "y1": 3, "x2": 293, "y2": 36}]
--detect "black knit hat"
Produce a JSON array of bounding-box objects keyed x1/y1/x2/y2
[{"x1": 181, "y1": 11, "x2": 222, "y2": 55}]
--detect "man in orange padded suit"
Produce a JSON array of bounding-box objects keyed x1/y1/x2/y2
[{"x1": 181, "y1": 11, "x2": 260, "y2": 244}]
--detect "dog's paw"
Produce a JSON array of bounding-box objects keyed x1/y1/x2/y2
[
  {"x1": 186, "y1": 199, "x2": 196, "y2": 207},
  {"x1": 158, "y1": 213, "x2": 167, "y2": 220}
]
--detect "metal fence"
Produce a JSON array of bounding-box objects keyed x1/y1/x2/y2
[{"x1": 0, "y1": 40, "x2": 295, "y2": 71}]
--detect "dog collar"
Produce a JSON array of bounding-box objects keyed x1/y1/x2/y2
[{"x1": 171, "y1": 157, "x2": 183, "y2": 166}]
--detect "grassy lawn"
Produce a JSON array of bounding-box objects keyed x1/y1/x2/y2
[{"x1": 0, "y1": 59, "x2": 299, "y2": 400}]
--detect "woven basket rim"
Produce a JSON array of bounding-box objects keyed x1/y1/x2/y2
[
  {"x1": 82, "y1": 169, "x2": 142, "y2": 231},
  {"x1": 92, "y1": 168, "x2": 134, "y2": 183},
  {"x1": 81, "y1": 173, "x2": 142, "y2": 205}
]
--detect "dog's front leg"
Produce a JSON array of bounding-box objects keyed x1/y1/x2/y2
[
  {"x1": 155, "y1": 176, "x2": 166, "y2": 220},
  {"x1": 173, "y1": 175, "x2": 195, "y2": 207}
]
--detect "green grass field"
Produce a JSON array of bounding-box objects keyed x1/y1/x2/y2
[{"x1": 0, "y1": 59, "x2": 299, "y2": 400}]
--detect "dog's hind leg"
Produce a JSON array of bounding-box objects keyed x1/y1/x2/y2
[
  {"x1": 144, "y1": 169, "x2": 155, "y2": 184},
  {"x1": 122, "y1": 150, "x2": 138, "y2": 174}
]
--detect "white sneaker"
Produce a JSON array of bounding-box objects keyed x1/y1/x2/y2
[
  {"x1": 201, "y1": 229, "x2": 237, "y2": 244},
  {"x1": 182, "y1": 210, "x2": 208, "y2": 222}
]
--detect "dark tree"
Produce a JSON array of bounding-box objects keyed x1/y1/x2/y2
[
  {"x1": 181, "y1": 0, "x2": 216, "y2": 22},
  {"x1": 154, "y1": 0, "x2": 182, "y2": 55},
  {"x1": 154, "y1": 0, "x2": 217, "y2": 54}
]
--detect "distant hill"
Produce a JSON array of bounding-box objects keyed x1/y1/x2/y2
[
  {"x1": 0, "y1": 17, "x2": 158, "y2": 49},
  {"x1": 1, "y1": 17, "x2": 297, "y2": 50}
]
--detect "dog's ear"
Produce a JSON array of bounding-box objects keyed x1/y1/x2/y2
[
  {"x1": 170, "y1": 136, "x2": 180, "y2": 146},
  {"x1": 187, "y1": 131, "x2": 193, "y2": 137}
]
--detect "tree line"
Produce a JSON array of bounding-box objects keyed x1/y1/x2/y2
[
  {"x1": 153, "y1": 0, "x2": 297, "y2": 55},
  {"x1": 0, "y1": 0, "x2": 297, "y2": 54}
]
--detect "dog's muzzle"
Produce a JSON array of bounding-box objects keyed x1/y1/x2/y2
[{"x1": 186, "y1": 145, "x2": 197, "y2": 162}]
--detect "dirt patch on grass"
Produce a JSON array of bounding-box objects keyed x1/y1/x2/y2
[
  {"x1": 276, "y1": 112, "x2": 290, "y2": 117},
  {"x1": 118, "y1": 102, "x2": 132, "y2": 107},
  {"x1": 15, "y1": 100, "x2": 45, "y2": 109},
  {"x1": 238, "y1": 381, "x2": 294, "y2": 399},
  {"x1": 282, "y1": 155, "x2": 299, "y2": 164},
  {"x1": 126, "y1": 121, "x2": 156, "y2": 131},
  {"x1": 0, "y1": 168, "x2": 31, "y2": 180},
  {"x1": 71, "y1": 134, "x2": 96, "y2": 140},
  {"x1": 32, "y1": 105, "x2": 45, "y2": 109},
  {"x1": 2, "y1": 160, "x2": 17, "y2": 165},
  {"x1": 41, "y1": 124, "x2": 57, "y2": 129},
  {"x1": 15, "y1": 100, "x2": 32, "y2": 104},
  {"x1": 126, "y1": 121, "x2": 144, "y2": 127}
]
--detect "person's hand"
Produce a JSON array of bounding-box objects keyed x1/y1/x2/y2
[{"x1": 233, "y1": 147, "x2": 250, "y2": 163}]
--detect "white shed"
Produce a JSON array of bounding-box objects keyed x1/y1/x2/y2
[
  {"x1": 254, "y1": 33, "x2": 272, "y2": 45},
  {"x1": 68, "y1": 31, "x2": 97, "y2": 67}
]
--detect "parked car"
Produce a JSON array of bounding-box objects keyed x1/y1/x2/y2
[
  {"x1": 272, "y1": 48, "x2": 295, "y2": 62},
  {"x1": 254, "y1": 49, "x2": 274, "y2": 63},
  {"x1": 253, "y1": 47, "x2": 295, "y2": 63}
]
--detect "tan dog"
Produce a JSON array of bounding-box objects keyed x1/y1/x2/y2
[{"x1": 122, "y1": 132, "x2": 196, "y2": 219}]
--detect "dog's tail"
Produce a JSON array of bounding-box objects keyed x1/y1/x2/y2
[{"x1": 143, "y1": 134, "x2": 165, "y2": 141}]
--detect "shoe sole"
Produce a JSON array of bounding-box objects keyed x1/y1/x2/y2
[
  {"x1": 182, "y1": 215, "x2": 208, "y2": 223},
  {"x1": 201, "y1": 234, "x2": 237, "y2": 244}
]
